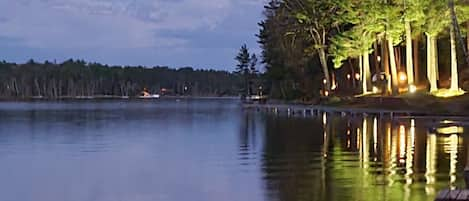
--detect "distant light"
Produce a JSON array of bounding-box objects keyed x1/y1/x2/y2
[
  {"x1": 399, "y1": 72, "x2": 407, "y2": 82},
  {"x1": 324, "y1": 91, "x2": 329, "y2": 96},
  {"x1": 409, "y1": 84, "x2": 417, "y2": 93},
  {"x1": 323, "y1": 79, "x2": 327, "y2": 84},
  {"x1": 347, "y1": 74, "x2": 351, "y2": 80},
  {"x1": 355, "y1": 73, "x2": 360, "y2": 80},
  {"x1": 372, "y1": 86, "x2": 379, "y2": 93},
  {"x1": 377, "y1": 56, "x2": 381, "y2": 62}
]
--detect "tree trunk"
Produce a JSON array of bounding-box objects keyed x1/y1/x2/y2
[
  {"x1": 363, "y1": 51, "x2": 371, "y2": 93},
  {"x1": 374, "y1": 42, "x2": 380, "y2": 72},
  {"x1": 426, "y1": 34, "x2": 438, "y2": 92},
  {"x1": 383, "y1": 40, "x2": 391, "y2": 94},
  {"x1": 467, "y1": 21, "x2": 469, "y2": 56},
  {"x1": 34, "y1": 78, "x2": 41, "y2": 96},
  {"x1": 319, "y1": 48, "x2": 331, "y2": 91},
  {"x1": 433, "y1": 37, "x2": 439, "y2": 82},
  {"x1": 347, "y1": 59, "x2": 356, "y2": 88},
  {"x1": 405, "y1": 21, "x2": 414, "y2": 86},
  {"x1": 413, "y1": 37, "x2": 420, "y2": 84},
  {"x1": 450, "y1": 25, "x2": 459, "y2": 91},
  {"x1": 359, "y1": 54, "x2": 363, "y2": 94},
  {"x1": 387, "y1": 39, "x2": 399, "y2": 95}
]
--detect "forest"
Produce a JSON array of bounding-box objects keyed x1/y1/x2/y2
[
  {"x1": 258, "y1": 0, "x2": 469, "y2": 100},
  {"x1": 0, "y1": 59, "x2": 240, "y2": 98}
]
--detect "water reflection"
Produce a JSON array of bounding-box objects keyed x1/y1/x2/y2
[
  {"x1": 0, "y1": 101, "x2": 468, "y2": 201},
  {"x1": 256, "y1": 113, "x2": 468, "y2": 201}
]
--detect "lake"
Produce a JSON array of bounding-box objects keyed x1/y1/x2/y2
[{"x1": 0, "y1": 99, "x2": 466, "y2": 201}]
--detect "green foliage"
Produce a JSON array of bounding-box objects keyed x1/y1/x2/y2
[
  {"x1": 258, "y1": 0, "x2": 324, "y2": 100},
  {"x1": 259, "y1": 0, "x2": 469, "y2": 100},
  {"x1": 423, "y1": 0, "x2": 451, "y2": 37}
]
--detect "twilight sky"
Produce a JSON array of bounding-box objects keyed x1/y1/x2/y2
[{"x1": 0, "y1": 0, "x2": 266, "y2": 71}]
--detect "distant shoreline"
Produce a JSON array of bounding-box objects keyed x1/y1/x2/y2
[{"x1": 0, "y1": 95, "x2": 240, "y2": 101}]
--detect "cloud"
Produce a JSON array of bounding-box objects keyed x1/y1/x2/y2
[
  {"x1": 0, "y1": 0, "x2": 242, "y2": 48},
  {"x1": 0, "y1": 0, "x2": 266, "y2": 69}
]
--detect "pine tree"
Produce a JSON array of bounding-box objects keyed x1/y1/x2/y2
[{"x1": 235, "y1": 44, "x2": 252, "y2": 98}]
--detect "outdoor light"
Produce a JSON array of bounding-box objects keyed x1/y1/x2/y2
[
  {"x1": 399, "y1": 72, "x2": 407, "y2": 83},
  {"x1": 409, "y1": 84, "x2": 417, "y2": 93},
  {"x1": 377, "y1": 56, "x2": 381, "y2": 62},
  {"x1": 347, "y1": 74, "x2": 351, "y2": 80},
  {"x1": 355, "y1": 73, "x2": 360, "y2": 80},
  {"x1": 323, "y1": 79, "x2": 327, "y2": 84},
  {"x1": 324, "y1": 91, "x2": 329, "y2": 96}
]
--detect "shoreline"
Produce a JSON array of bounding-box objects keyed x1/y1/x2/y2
[
  {"x1": 245, "y1": 94, "x2": 469, "y2": 118},
  {"x1": 3, "y1": 94, "x2": 469, "y2": 117},
  {"x1": 0, "y1": 95, "x2": 240, "y2": 101}
]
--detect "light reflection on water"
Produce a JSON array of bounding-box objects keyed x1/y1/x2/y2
[
  {"x1": 259, "y1": 112, "x2": 468, "y2": 201},
  {"x1": 0, "y1": 100, "x2": 467, "y2": 201}
]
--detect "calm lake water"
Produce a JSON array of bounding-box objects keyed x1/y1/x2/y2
[{"x1": 0, "y1": 99, "x2": 467, "y2": 201}]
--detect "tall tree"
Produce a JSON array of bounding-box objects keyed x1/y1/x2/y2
[
  {"x1": 235, "y1": 44, "x2": 255, "y2": 97},
  {"x1": 288, "y1": 0, "x2": 341, "y2": 91},
  {"x1": 399, "y1": 0, "x2": 426, "y2": 89},
  {"x1": 423, "y1": 0, "x2": 450, "y2": 92}
]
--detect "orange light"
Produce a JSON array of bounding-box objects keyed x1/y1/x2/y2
[{"x1": 399, "y1": 72, "x2": 407, "y2": 83}]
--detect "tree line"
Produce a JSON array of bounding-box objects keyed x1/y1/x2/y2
[
  {"x1": 0, "y1": 59, "x2": 241, "y2": 98},
  {"x1": 258, "y1": 0, "x2": 469, "y2": 100}
]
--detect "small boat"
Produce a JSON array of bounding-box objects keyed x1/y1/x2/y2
[
  {"x1": 138, "y1": 88, "x2": 160, "y2": 99},
  {"x1": 138, "y1": 94, "x2": 160, "y2": 99},
  {"x1": 244, "y1": 95, "x2": 268, "y2": 104}
]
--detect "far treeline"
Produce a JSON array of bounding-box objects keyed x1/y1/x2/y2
[
  {"x1": 257, "y1": 0, "x2": 469, "y2": 100},
  {"x1": 0, "y1": 59, "x2": 240, "y2": 98}
]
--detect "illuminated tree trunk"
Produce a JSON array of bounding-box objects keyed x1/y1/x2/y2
[
  {"x1": 319, "y1": 48, "x2": 331, "y2": 91},
  {"x1": 433, "y1": 37, "x2": 439, "y2": 83},
  {"x1": 363, "y1": 52, "x2": 371, "y2": 93},
  {"x1": 426, "y1": 34, "x2": 438, "y2": 92},
  {"x1": 359, "y1": 54, "x2": 363, "y2": 93},
  {"x1": 387, "y1": 39, "x2": 399, "y2": 95},
  {"x1": 413, "y1": 37, "x2": 420, "y2": 84},
  {"x1": 405, "y1": 21, "x2": 414, "y2": 86},
  {"x1": 450, "y1": 25, "x2": 459, "y2": 91}
]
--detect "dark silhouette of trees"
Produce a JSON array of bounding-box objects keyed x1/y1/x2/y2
[
  {"x1": 0, "y1": 59, "x2": 240, "y2": 99},
  {"x1": 235, "y1": 44, "x2": 259, "y2": 98}
]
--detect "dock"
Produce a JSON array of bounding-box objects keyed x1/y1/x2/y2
[
  {"x1": 243, "y1": 103, "x2": 469, "y2": 121},
  {"x1": 435, "y1": 189, "x2": 469, "y2": 201}
]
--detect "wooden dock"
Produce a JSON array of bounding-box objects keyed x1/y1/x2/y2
[
  {"x1": 244, "y1": 103, "x2": 469, "y2": 121},
  {"x1": 435, "y1": 189, "x2": 469, "y2": 201}
]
